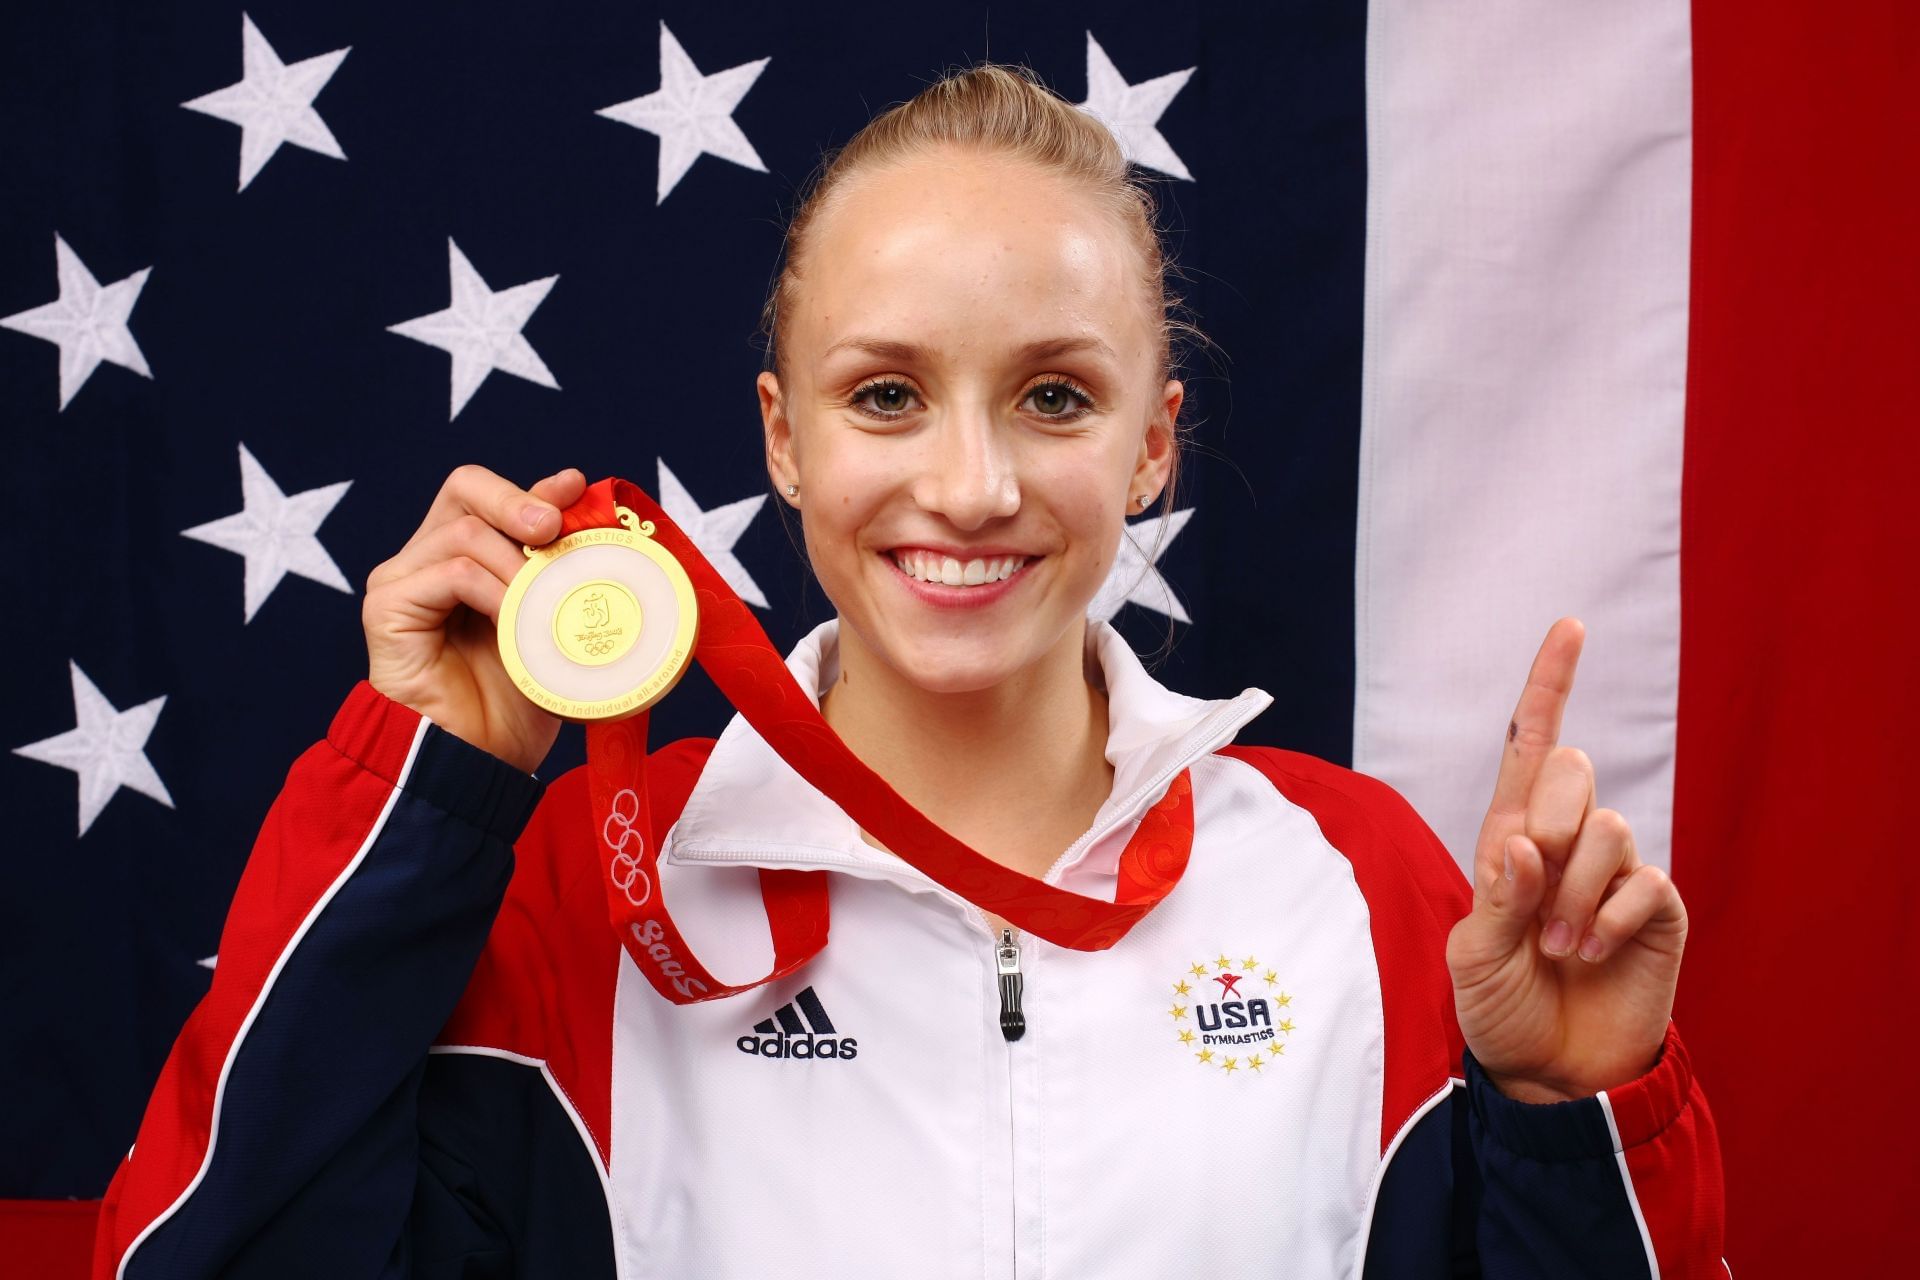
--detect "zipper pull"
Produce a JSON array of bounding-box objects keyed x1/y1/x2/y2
[{"x1": 996, "y1": 927, "x2": 1026, "y2": 1041}]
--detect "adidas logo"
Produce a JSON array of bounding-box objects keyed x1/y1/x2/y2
[{"x1": 736, "y1": 986, "x2": 858, "y2": 1061}]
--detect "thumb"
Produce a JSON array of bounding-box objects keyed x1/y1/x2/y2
[{"x1": 1459, "y1": 834, "x2": 1550, "y2": 964}]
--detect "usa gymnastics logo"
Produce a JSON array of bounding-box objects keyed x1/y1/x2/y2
[{"x1": 1166, "y1": 953, "x2": 1297, "y2": 1077}]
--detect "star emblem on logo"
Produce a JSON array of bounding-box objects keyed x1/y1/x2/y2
[{"x1": 1166, "y1": 952, "x2": 1298, "y2": 1077}]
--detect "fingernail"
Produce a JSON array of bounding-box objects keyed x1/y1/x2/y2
[
  {"x1": 523, "y1": 504, "x2": 550, "y2": 531},
  {"x1": 1545, "y1": 860, "x2": 1563, "y2": 887},
  {"x1": 1542, "y1": 920, "x2": 1573, "y2": 956},
  {"x1": 1578, "y1": 934, "x2": 1604, "y2": 962},
  {"x1": 1502, "y1": 838, "x2": 1515, "y2": 882}
]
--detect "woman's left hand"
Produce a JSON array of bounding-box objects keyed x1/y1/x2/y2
[{"x1": 1445, "y1": 618, "x2": 1689, "y2": 1103}]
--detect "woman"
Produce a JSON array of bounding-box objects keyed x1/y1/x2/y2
[{"x1": 93, "y1": 64, "x2": 1723, "y2": 1278}]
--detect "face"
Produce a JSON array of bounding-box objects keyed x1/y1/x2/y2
[{"x1": 758, "y1": 147, "x2": 1181, "y2": 696}]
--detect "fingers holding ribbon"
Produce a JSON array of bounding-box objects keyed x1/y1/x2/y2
[
  {"x1": 369, "y1": 513, "x2": 529, "y2": 594},
  {"x1": 414, "y1": 463, "x2": 586, "y2": 555}
]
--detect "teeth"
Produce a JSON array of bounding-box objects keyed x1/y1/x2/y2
[{"x1": 890, "y1": 550, "x2": 1030, "y2": 586}]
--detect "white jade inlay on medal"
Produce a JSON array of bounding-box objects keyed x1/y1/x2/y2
[{"x1": 514, "y1": 542, "x2": 684, "y2": 705}]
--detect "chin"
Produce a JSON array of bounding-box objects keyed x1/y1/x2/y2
[{"x1": 868, "y1": 627, "x2": 1043, "y2": 696}]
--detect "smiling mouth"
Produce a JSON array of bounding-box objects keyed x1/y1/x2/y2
[{"x1": 887, "y1": 549, "x2": 1035, "y2": 587}]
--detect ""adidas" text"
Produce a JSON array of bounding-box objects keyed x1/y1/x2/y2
[
  {"x1": 735, "y1": 1032, "x2": 858, "y2": 1060},
  {"x1": 738, "y1": 985, "x2": 856, "y2": 1062}
]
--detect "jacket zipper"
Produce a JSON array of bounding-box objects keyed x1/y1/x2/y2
[
  {"x1": 994, "y1": 925, "x2": 1025, "y2": 1280},
  {"x1": 996, "y1": 927, "x2": 1026, "y2": 1041}
]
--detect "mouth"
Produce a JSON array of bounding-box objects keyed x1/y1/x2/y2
[{"x1": 886, "y1": 548, "x2": 1035, "y2": 587}]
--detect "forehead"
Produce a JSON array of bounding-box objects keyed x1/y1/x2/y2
[{"x1": 796, "y1": 148, "x2": 1152, "y2": 363}]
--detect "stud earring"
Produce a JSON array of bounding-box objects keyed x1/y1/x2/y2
[
  {"x1": 785, "y1": 484, "x2": 798, "y2": 498},
  {"x1": 1135, "y1": 493, "x2": 1152, "y2": 509}
]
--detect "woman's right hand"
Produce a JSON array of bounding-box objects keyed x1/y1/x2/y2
[{"x1": 364, "y1": 464, "x2": 588, "y2": 773}]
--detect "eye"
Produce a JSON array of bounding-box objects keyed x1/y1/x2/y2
[
  {"x1": 848, "y1": 377, "x2": 920, "y2": 421},
  {"x1": 1023, "y1": 377, "x2": 1097, "y2": 422}
]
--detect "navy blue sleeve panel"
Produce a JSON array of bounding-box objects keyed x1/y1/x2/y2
[
  {"x1": 1456, "y1": 1048, "x2": 1655, "y2": 1280},
  {"x1": 1362, "y1": 1068, "x2": 1672, "y2": 1280},
  {"x1": 1462, "y1": 1022, "x2": 1726, "y2": 1277},
  {"x1": 1361, "y1": 1087, "x2": 1481, "y2": 1279},
  {"x1": 406, "y1": 1053, "x2": 618, "y2": 1279},
  {"x1": 96, "y1": 683, "x2": 546, "y2": 1280}
]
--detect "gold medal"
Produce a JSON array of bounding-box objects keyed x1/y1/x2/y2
[{"x1": 496, "y1": 505, "x2": 699, "y2": 721}]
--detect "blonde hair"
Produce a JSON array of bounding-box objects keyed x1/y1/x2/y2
[{"x1": 757, "y1": 61, "x2": 1202, "y2": 434}]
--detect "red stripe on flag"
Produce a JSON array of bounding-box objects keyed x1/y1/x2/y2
[{"x1": 1675, "y1": 0, "x2": 1918, "y2": 1271}]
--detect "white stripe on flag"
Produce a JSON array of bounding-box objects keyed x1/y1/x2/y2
[{"x1": 1353, "y1": 0, "x2": 1693, "y2": 875}]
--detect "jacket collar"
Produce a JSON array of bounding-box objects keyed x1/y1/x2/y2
[{"x1": 662, "y1": 618, "x2": 1273, "y2": 902}]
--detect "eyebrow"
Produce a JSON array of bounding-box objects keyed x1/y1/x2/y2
[{"x1": 820, "y1": 334, "x2": 1119, "y2": 365}]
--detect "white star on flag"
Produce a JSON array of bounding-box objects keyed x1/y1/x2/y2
[
  {"x1": 387, "y1": 239, "x2": 559, "y2": 420},
  {"x1": 657, "y1": 458, "x2": 769, "y2": 608},
  {"x1": 0, "y1": 233, "x2": 152, "y2": 410},
  {"x1": 13, "y1": 662, "x2": 173, "y2": 837},
  {"x1": 181, "y1": 12, "x2": 350, "y2": 192},
  {"x1": 1075, "y1": 32, "x2": 1196, "y2": 181},
  {"x1": 1088, "y1": 507, "x2": 1196, "y2": 624},
  {"x1": 597, "y1": 22, "x2": 770, "y2": 204},
  {"x1": 181, "y1": 443, "x2": 353, "y2": 622}
]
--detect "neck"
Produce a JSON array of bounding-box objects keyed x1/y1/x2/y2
[{"x1": 819, "y1": 621, "x2": 1114, "y2": 882}]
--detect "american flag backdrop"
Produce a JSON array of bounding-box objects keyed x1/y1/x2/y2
[{"x1": 2, "y1": 1, "x2": 1912, "y2": 1275}]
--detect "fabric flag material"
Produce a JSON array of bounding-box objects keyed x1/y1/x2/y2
[{"x1": 0, "y1": 2, "x2": 1910, "y2": 1274}]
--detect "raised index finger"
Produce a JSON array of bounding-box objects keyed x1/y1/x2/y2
[{"x1": 1488, "y1": 616, "x2": 1586, "y2": 814}]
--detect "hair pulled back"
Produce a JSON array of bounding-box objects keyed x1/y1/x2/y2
[{"x1": 757, "y1": 62, "x2": 1198, "y2": 399}]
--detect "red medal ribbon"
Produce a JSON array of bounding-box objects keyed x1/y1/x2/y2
[{"x1": 569, "y1": 478, "x2": 1196, "y2": 1005}]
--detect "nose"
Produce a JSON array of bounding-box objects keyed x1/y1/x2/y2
[{"x1": 911, "y1": 401, "x2": 1020, "y2": 530}]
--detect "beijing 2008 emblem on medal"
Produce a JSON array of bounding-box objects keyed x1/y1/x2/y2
[{"x1": 496, "y1": 505, "x2": 699, "y2": 721}]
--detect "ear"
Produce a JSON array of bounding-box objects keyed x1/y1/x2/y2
[
  {"x1": 1130, "y1": 378, "x2": 1182, "y2": 503},
  {"x1": 758, "y1": 370, "x2": 799, "y2": 505}
]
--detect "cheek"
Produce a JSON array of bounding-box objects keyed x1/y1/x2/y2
[
  {"x1": 1031, "y1": 456, "x2": 1128, "y2": 569},
  {"x1": 794, "y1": 436, "x2": 894, "y2": 569}
]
